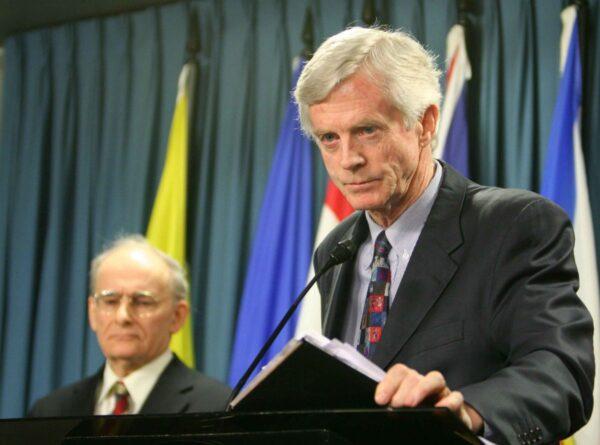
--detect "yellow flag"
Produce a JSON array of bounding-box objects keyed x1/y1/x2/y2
[
  {"x1": 560, "y1": 438, "x2": 576, "y2": 445},
  {"x1": 146, "y1": 63, "x2": 195, "y2": 368}
]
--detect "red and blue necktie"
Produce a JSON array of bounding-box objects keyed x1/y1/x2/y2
[{"x1": 358, "y1": 231, "x2": 392, "y2": 359}]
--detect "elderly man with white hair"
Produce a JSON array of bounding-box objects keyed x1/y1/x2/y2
[
  {"x1": 29, "y1": 235, "x2": 229, "y2": 416},
  {"x1": 295, "y1": 27, "x2": 594, "y2": 445}
]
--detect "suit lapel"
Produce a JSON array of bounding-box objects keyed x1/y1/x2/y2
[
  {"x1": 322, "y1": 259, "x2": 354, "y2": 338},
  {"x1": 372, "y1": 165, "x2": 466, "y2": 369},
  {"x1": 140, "y1": 356, "x2": 193, "y2": 414},
  {"x1": 71, "y1": 368, "x2": 102, "y2": 415},
  {"x1": 322, "y1": 214, "x2": 369, "y2": 338}
]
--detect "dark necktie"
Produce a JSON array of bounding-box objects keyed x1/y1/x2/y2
[
  {"x1": 358, "y1": 231, "x2": 392, "y2": 359},
  {"x1": 112, "y1": 381, "x2": 129, "y2": 415}
]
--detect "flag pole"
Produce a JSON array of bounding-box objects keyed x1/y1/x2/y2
[
  {"x1": 573, "y1": 0, "x2": 588, "y2": 151},
  {"x1": 185, "y1": 6, "x2": 199, "y2": 143},
  {"x1": 301, "y1": 7, "x2": 314, "y2": 61},
  {"x1": 361, "y1": 0, "x2": 377, "y2": 26},
  {"x1": 457, "y1": 0, "x2": 470, "y2": 26}
]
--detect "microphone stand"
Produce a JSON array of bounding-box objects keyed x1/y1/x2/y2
[{"x1": 226, "y1": 239, "x2": 358, "y2": 409}]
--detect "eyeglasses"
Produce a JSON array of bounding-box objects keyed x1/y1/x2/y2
[{"x1": 92, "y1": 290, "x2": 163, "y2": 317}]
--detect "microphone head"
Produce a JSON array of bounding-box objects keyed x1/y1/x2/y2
[{"x1": 328, "y1": 238, "x2": 358, "y2": 265}]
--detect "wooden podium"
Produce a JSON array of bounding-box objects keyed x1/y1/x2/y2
[{"x1": 0, "y1": 409, "x2": 481, "y2": 444}]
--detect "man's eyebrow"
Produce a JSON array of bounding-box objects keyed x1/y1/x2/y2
[
  {"x1": 312, "y1": 128, "x2": 333, "y2": 136},
  {"x1": 312, "y1": 118, "x2": 387, "y2": 136},
  {"x1": 353, "y1": 120, "x2": 379, "y2": 127},
  {"x1": 351, "y1": 119, "x2": 386, "y2": 130}
]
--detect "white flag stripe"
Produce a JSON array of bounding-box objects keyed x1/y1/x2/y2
[
  {"x1": 295, "y1": 205, "x2": 340, "y2": 336},
  {"x1": 560, "y1": 6, "x2": 600, "y2": 444},
  {"x1": 560, "y1": 7, "x2": 576, "y2": 73},
  {"x1": 573, "y1": 115, "x2": 600, "y2": 445}
]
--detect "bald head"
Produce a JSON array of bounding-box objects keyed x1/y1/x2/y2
[
  {"x1": 87, "y1": 235, "x2": 190, "y2": 376},
  {"x1": 89, "y1": 235, "x2": 188, "y2": 301}
]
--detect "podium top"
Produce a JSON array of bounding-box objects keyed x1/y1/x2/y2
[{"x1": 0, "y1": 409, "x2": 480, "y2": 445}]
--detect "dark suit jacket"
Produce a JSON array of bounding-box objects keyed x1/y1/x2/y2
[
  {"x1": 314, "y1": 164, "x2": 594, "y2": 445},
  {"x1": 28, "y1": 355, "x2": 231, "y2": 417}
]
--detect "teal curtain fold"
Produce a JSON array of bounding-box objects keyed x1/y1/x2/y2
[{"x1": 1, "y1": 0, "x2": 600, "y2": 418}]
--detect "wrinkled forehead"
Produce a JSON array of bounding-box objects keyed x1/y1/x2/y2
[{"x1": 309, "y1": 73, "x2": 400, "y2": 129}]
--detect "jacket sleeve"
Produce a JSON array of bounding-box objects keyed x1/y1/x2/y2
[{"x1": 461, "y1": 198, "x2": 595, "y2": 444}]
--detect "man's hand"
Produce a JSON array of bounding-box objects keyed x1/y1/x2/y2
[{"x1": 374, "y1": 364, "x2": 483, "y2": 433}]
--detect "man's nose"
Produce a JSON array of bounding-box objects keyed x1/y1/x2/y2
[
  {"x1": 339, "y1": 138, "x2": 365, "y2": 170},
  {"x1": 115, "y1": 298, "x2": 133, "y2": 323}
]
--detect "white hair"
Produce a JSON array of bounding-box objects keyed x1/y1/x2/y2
[
  {"x1": 89, "y1": 234, "x2": 188, "y2": 301},
  {"x1": 294, "y1": 27, "x2": 441, "y2": 135}
]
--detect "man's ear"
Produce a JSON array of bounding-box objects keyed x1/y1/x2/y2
[
  {"x1": 170, "y1": 299, "x2": 189, "y2": 334},
  {"x1": 88, "y1": 296, "x2": 98, "y2": 332},
  {"x1": 419, "y1": 105, "x2": 439, "y2": 147}
]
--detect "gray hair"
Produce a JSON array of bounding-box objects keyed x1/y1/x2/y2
[
  {"x1": 294, "y1": 27, "x2": 441, "y2": 136},
  {"x1": 89, "y1": 234, "x2": 188, "y2": 301}
]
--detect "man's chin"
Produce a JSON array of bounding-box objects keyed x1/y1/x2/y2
[
  {"x1": 345, "y1": 195, "x2": 387, "y2": 212},
  {"x1": 109, "y1": 350, "x2": 141, "y2": 359},
  {"x1": 104, "y1": 345, "x2": 144, "y2": 362}
]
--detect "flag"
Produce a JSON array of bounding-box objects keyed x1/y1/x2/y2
[
  {"x1": 541, "y1": 6, "x2": 599, "y2": 444},
  {"x1": 295, "y1": 181, "x2": 354, "y2": 336},
  {"x1": 434, "y1": 24, "x2": 472, "y2": 177},
  {"x1": 146, "y1": 62, "x2": 195, "y2": 368},
  {"x1": 228, "y1": 60, "x2": 313, "y2": 386}
]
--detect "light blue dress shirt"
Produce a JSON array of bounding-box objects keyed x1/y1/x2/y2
[{"x1": 341, "y1": 161, "x2": 443, "y2": 346}]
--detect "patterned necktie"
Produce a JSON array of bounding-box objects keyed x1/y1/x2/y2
[
  {"x1": 112, "y1": 381, "x2": 129, "y2": 415},
  {"x1": 358, "y1": 231, "x2": 392, "y2": 359}
]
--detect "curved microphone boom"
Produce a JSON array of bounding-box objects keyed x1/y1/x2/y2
[{"x1": 226, "y1": 238, "x2": 359, "y2": 408}]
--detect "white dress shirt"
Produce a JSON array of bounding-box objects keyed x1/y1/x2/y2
[{"x1": 94, "y1": 349, "x2": 173, "y2": 415}]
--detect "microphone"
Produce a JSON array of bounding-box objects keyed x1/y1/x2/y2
[
  {"x1": 322, "y1": 239, "x2": 358, "y2": 269},
  {"x1": 226, "y1": 238, "x2": 359, "y2": 409}
]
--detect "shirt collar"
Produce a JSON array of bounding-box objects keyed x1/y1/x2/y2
[
  {"x1": 97, "y1": 349, "x2": 173, "y2": 413},
  {"x1": 364, "y1": 160, "x2": 443, "y2": 261}
]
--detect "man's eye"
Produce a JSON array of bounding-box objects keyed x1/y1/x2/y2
[
  {"x1": 320, "y1": 133, "x2": 337, "y2": 143},
  {"x1": 362, "y1": 126, "x2": 377, "y2": 135},
  {"x1": 102, "y1": 297, "x2": 120, "y2": 306},
  {"x1": 132, "y1": 297, "x2": 156, "y2": 307}
]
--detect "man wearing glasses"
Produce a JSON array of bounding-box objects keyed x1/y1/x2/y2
[{"x1": 29, "y1": 235, "x2": 230, "y2": 416}]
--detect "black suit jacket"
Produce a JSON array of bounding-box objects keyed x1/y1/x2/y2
[
  {"x1": 314, "y1": 164, "x2": 594, "y2": 445},
  {"x1": 28, "y1": 355, "x2": 231, "y2": 417}
]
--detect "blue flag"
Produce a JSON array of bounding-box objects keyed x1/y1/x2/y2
[
  {"x1": 541, "y1": 7, "x2": 600, "y2": 443},
  {"x1": 540, "y1": 17, "x2": 579, "y2": 217},
  {"x1": 435, "y1": 24, "x2": 471, "y2": 177},
  {"x1": 228, "y1": 60, "x2": 313, "y2": 386}
]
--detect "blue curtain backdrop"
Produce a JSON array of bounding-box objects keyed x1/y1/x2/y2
[{"x1": 1, "y1": 0, "x2": 600, "y2": 418}]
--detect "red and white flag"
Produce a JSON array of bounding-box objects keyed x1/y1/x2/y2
[{"x1": 295, "y1": 181, "x2": 354, "y2": 336}]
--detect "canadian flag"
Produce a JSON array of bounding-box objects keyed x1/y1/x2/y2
[{"x1": 295, "y1": 180, "x2": 354, "y2": 336}]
